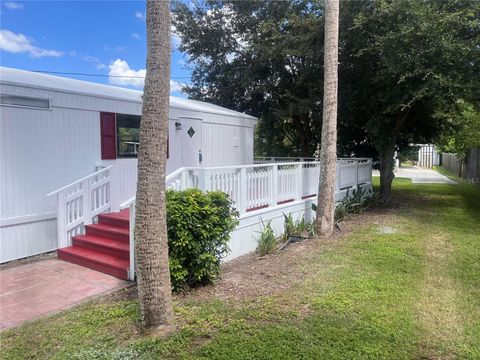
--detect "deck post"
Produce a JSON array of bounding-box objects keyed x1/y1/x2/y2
[
  {"x1": 82, "y1": 178, "x2": 92, "y2": 226},
  {"x1": 181, "y1": 169, "x2": 188, "y2": 190},
  {"x1": 57, "y1": 191, "x2": 67, "y2": 248},
  {"x1": 355, "y1": 160, "x2": 359, "y2": 191},
  {"x1": 110, "y1": 165, "x2": 120, "y2": 212},
  {"x1": 336, "y1": 161, "x2": 341, "y2": 191},
  {"x1": 296, "y1": 163, "x2": 304, "y2": 200},
  {"x1": 238, "y1": 168, "x2": 247, "y2": 214},
  {"x1": 271, "y1": 164, "x2": 278, "y2": 206}
]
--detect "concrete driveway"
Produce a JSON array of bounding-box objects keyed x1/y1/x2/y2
[{"x1": 373, "y1": 166, "x2": 456, "y2": 184}]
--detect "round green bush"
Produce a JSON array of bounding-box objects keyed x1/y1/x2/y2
[{"x1": 166, "y1": 189, "x2": 239, "y2": 291}]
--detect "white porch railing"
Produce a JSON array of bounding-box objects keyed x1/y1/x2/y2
[
  {"x1": 254, "y1": 156, "x2": 317, "y2": 163},
  {"x1": 50, "y1": 158, "x2": 372, "y2": 281},
  {"x1": 46, "y1": 166, "x2": 114, "y2": 248},
  {"x1": 120, "y1": 196, "x2": 136, "y2": 281}
]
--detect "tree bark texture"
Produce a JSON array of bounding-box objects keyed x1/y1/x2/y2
[
  {"x1": 315, "y1": 0, "x2": 339, "y2": 236},
  {"x1": 378, "y1": 143, "x2": 396, "y2": 202},
  {"x1": 378, "y1": 111, "x2": 408, "y2": 202},
  {"x1": 134, "y1": 0, "x2": 174, "y2": 328}
]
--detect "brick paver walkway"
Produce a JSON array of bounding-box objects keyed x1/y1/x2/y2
[{"x1": 0, "y1": 259, "x2": 128, "y2": 330}]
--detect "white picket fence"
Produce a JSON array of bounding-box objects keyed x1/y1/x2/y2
[{"x1": 50, "y1": 158, "x2": 372, "y2": 281}]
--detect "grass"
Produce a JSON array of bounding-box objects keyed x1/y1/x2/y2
[
  {"x1": 2, "y1": 178, "x2": 480, "y2": 359},
  {"x1": 433, "y1": 165, "x2": 467, "y2": 183}
]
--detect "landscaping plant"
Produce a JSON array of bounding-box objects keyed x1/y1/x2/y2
[
  {"x1": 256, "y1": 220, "x2": 277, "y2": 256},
  {"x1": 166, "y1": 189, "x2": 239, "y2": 290}
]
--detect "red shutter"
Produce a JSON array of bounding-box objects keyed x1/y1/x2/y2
[{"x1": 100, "y1": 112, "x2": 117, "y2": 159}]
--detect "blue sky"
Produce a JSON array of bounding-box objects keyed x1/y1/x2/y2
[{"x1": 0, "y1": 1, "x2": 191, "y2": 97}]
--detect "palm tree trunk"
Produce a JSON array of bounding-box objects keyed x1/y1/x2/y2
[
  {"x1": 315, "y1": 0, "x2": 339, "y2": 236},
  {"x1": 135, "y1": 0, "x2": 174, "y2": 330}
]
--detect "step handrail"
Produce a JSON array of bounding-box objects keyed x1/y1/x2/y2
[{"x1": 46, "y1": 165, "x2": 114, "y2": 197}]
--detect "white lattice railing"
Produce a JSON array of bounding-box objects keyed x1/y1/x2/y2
[{"x1": 47, "y1": 166, "x2": 114, "y2": 249}]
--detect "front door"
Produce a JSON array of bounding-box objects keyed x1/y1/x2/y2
[{"x1": 178, "y1": 117, "x2": 202, "y2": 168}]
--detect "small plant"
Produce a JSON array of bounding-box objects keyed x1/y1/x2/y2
[
  {"x1": 282, "y1": 213, "x2": 311, "y2": 240},
  {"x1": 282, "y1": 213, "x2": 297, "y2": 241},
  {"x1": 340, "y1": 185, "x2": 371, "y2": 217},
  {"x1": 313, "y1": 185, "x2": 373, "y2": 223},
  {"x1": 257, "y1": 220, "x2": 277, "y2": 256},
  {"x1": 334, "y1": 202, "x2": 348, "y2": 222}
]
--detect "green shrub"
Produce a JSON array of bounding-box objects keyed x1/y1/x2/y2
[
  {"x1": 166, "y1": 189, "x2": 239, "y2": 291},
  {"x1": 257, "y1": 220, "x2": 277, "y2": 256}
]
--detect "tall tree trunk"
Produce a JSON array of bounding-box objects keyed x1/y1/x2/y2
[
  {"x1": 377, "y1": 112, "x2": 408, "y2": 202},
  {"x1": 315, "y1": 0, "x2": 339, "y2": 236},
  {"x1": 135, "y1": 0, "x2": 174, "y2": 331},
  {"x1": 378, "y1": 143, "x2": 396, "y2": 202}
]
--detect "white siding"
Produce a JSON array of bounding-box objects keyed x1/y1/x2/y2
[
  {"x1": 202, "y1": 122, "x2": 254, "y2": 167},
  {"x1": 1, "y1": 219, "x2": 57, "y2": 263}
]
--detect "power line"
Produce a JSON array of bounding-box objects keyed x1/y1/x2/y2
[{"x1": 29, "y1": 69, "x2": 191, "y2": 80}]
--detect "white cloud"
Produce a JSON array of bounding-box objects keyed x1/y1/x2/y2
[
  {"x1": 4, "y1": 2, "x2": 24, "y2": 10},
  {"x1": 170, "y1": 25, "x2": 181, "y2": 49},
  {"x1": 108, "y1": 59, "x2": 184, "y2": 93},
  {"x1": 82, "y1": 55, "x2": 106, "y2": 70},
  {"x1": 170, "y1": 80, "x2": 183, "y2": 93},
  {"x1": 135, "y1": 11, "x2": 145, "y2": 20},
  {"x1": 108, "y1": 59, "x2": 146, "y2": 88},
  {"x1": 131, "y1": 33, "x2": 142, "y2": 40},
  {"x1": 0, "y1": 29, "x2": 63, "y2": 58}
]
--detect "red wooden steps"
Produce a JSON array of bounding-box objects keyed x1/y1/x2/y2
[
  {"x1": 58, "y1": 247, "x2": 129, "y2": 279},
  {"x1": 72, "y1": 235, "x2": 129, "y2": 259},
  {"x1": 97, "y1": 210, "x2": 129, "y2": 229},
  {"x1": 57, "y1": 210, "x2": 131, "y2": 280}
]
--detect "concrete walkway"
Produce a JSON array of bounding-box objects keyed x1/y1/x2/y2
[
  {"x1": 0, "y1": 259, "x2": 128, "y2": 330},
  {"x1": 373, "y1": 166, "x2": 456, "y2": 184}
]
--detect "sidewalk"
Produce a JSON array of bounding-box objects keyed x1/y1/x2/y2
[{"x1": 373, "y1": 166, "x2": 456, "y2": 184}]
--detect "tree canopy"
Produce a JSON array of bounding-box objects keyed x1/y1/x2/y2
[
  {"x1": 436, "y1": 101, "x2": 480, "y2": 157},
  {"x1": 173, "y1": 0, "x2": 325, "y2": 157},
  {"x1": 172, "y1": 0, "x2": 480, "y2": 196}
]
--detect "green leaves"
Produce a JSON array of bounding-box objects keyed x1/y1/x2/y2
[
  {"x1": 257, "y1": 220, "x2": 277, "y2": 257},
  {"x1": 166, "y1": 189, "x2": 239, "y2": 291}
]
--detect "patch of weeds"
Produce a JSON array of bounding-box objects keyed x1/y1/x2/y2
[
  {"x1": 256, "y1": 220, "x2": 277, "y2": 256},
  {"x1": 281, "y1": 213, "x2": 312, "y2": 241}
]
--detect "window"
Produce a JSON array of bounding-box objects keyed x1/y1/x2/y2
[
  {"x1": 116, "y1": 114, "x2": 141, "y2": 157},
  {"x1": 100, "y1": 112, "x2": 169, "y2": 159},
  {"x1": 0, "y1": 94, "x2": 50, "y2": 109}
]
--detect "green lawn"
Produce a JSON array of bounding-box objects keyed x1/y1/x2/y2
[{"x1": 2, "y1": 178, "x2": 479, "y2": 360}]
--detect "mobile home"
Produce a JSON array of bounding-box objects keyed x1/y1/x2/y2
[{"x1": 0, "y1": 67, "x2": 257, "y2": 263}]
